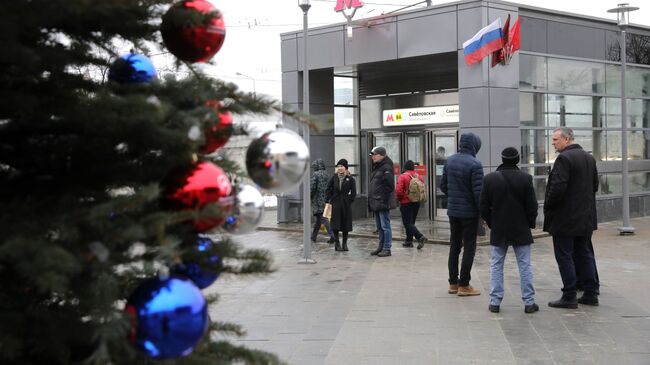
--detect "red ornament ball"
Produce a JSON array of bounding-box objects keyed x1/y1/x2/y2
[
  {"x1": 162, "y1": 162, "x2": 234, "y2": 231},
  {"x1": 161, "y1": 0, "x2": 226, "y2": 63},
  {"x1": 201, "y1": 100, "x2": 233, "y2": 154}
]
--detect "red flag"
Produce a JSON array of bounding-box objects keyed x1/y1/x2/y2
[
  {"x1": 491, "y1": 14, "x2": 510, "y2": 67},
  {"x1": 508, "y1": 16, "x2": 521, "y2": 53}
]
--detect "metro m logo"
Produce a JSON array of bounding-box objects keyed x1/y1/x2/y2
[{"x1": 334, "y1": 0, "x2": 363, "y2": 12}]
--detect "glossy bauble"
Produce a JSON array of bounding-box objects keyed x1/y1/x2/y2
[
  {"x1": 125, "y1": 275, "x2": 208, "y2": 359},
  {"x1": 161, "y1": 0, "x2": 226, "y2": 63},
  {"x1": 223, "y1": 184, "x2": 264, "y2": 234},
  {"x1": 161, "y1": 162, "x2": 234, "y2": 232},
  {"x1": 201, "y1": 100, "x2": 233, "y2": 154},
  {"x1": 108, "y1": 53, "x2": 157, "y2": 84},
  {"x1": 172, "y1": 236, "x2": 222, "y2": 289},
  {"x1": 245, "y1": 128, "x2": 309, "y2": 193}
]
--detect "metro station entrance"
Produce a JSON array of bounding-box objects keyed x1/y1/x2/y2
[{"x1": 365, "y1": 129, "x2": 457, "y2": 220}]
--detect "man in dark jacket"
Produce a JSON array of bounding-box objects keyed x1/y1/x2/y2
[
  {"x1": 544, "y1": 127, "x2": 599, "y2": 308},
  {"x1": 441, "y1": 132, "x2": 483, "y2": 296},
  {"x1": 368, "y1": 146, "x2": 395, "y2": 257},
  {"x1": 480, "y1": 147, "x2": 539, "y2": 314}
]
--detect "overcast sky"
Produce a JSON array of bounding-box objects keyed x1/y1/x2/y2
[{"x1": 184, "y1": 0, "x2": 650, "y2": 101}]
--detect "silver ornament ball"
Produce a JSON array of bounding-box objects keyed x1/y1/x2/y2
[
  {"x1": 245, "y1": 128, "x2": 309, "y2": 193},
  {"x1": 223, "y1": 184, "x2": 265, "y2": 234}
]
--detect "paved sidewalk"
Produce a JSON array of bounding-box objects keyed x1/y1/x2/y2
[{"x1": 209, "y1": 216, "x2": 650, "y2": 364}]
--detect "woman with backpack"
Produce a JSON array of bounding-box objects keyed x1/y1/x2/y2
[
  {"x1": 325, "y1": 159, "x2": 356, "y2": 252},
  {"x1": 396, "y1": 160, "x2": 428, "y2": 249}
]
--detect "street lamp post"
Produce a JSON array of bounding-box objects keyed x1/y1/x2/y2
[
  {"x1": 235, "y1": 72, "x2": 256, "y2": 99},
  {"x1": 608, "y1": 3, "x2": 639, "y2": 235},
  {"x1": 298, "y1": 0, "x2": 315, "y2": 264}
]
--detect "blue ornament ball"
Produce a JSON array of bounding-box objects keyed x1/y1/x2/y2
[
  {"x1": 172, "y1": 236, "x2": 222, "y2": 289},
  {"x1": 125, "y1": 275, "x2": 208, "y2": 359},
  {"x1": 108, "y1": 53, "x2": 157, "y2": 84}
]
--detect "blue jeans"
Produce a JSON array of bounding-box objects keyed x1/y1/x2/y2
[
  {"x1": 489, "y1": 245, "x2": 535, "y2": 306},
  {"x1": 374, "y1": 210, "x2": 392, "y2": 250}
]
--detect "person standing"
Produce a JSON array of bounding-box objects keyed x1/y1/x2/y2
[
  {"x1": 368, "y1": 146, "x2": 395, "y2": 257},
  {"x1": 480, "y1": 147, "x2": 539, "y2": 313},
  {"x1": 310, "y1": 158, "x2": 335, "y2": 244},
  {"x1": 396, "y1": 160, "x2": 428, "y2": 249},
  {"x1": 441, "y1": 132, "x2": 483, "y2": 296},
  {"x1": 326, "y1": 159, "x2": 356, "y2": 251},
  {"x1": 545, "y1": 127, "x2": 599, "y2": 308}
]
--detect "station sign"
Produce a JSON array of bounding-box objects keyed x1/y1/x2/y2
[
  {"x1": 335, "y1": 0, "x2": 363, "y2": 12},
  {"x1": 383, "y1": 105, "x2": 459, "y2": 127}
]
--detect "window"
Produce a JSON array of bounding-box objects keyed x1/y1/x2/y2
[
  {"x1": 520, "y1": 55, "x2": 547, "y2": 90},
  {"x1": 548, "y1": 58, "x2": 605, "y2": 94}
]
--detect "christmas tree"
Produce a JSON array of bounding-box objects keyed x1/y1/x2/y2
[{"x1": 0, "y1": 1, "x2": 287, "y2": 364}]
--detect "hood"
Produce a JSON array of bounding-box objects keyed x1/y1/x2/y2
[
  {"x1": 312, "y1": 158, "x2": 325, "y2": 171},
  {"x1": 459, "y1": 133, "x2": 482, "y2": 157}
]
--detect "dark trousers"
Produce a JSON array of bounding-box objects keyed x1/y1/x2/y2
[
  {"x1": 575, "y1": 238, "x2": 600, "y2": 294},
  {"x1": 311, "y1": 213, "x2": 332, "y2": 241},
  {"x1": 552, "y1": 235, "x2": 599, "y2": 298},
  {"x1": 448, "y1": 217, "x2": 478, "y2": 286},
  {"x1": 400, "y1": 203, "x2": 423, "y2": 242}
]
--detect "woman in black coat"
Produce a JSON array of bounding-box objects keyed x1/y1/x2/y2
[{"x1": 326, "y1": 159, "x2": 356, "y2": 251}]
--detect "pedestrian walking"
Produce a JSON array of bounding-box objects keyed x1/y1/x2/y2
[
  {"x1": 368, "y1": 146, "x2": 395, "y2": 257},
  {"x1": 310, "y1": 158, "x2": 335, "y2": 244},
  {"x1": 544, "y1": 127, "x2": 600, "y2": 308},
  {"x1": 326, "y1": 159, "x2": 356, "y2": 251},
  {"x1": 441, "y1": 132, "x2": 483, "y2": 296},
  {"x1": 396, "y1": 160, "x2": 428, "y2": 249},
  {"x1": 480, "y1": 147, "x2": 539, "y2": 313}
]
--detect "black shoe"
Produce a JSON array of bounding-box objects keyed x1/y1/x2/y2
[
  {"x1": 310, "y1": 239, "x2": 317, "y2": 243},
  {"x1": 578, "y1": 294, "x2": 599, "y2": 306},
  {"x1": 548, "y1": 296, "x2": 578, "y2": 309},
  {"x1": 488, "y1": 304, "x2": 500, "y2": 313},
  {"x1": 524, "y1": 303, "x2": 539, "y2": 313},
  {"x1": 402, "y1": 241, "x2": 414, "y2": 248},
  {"x1": 377, "y1": 249, "x2": 391, "y2": 257},
  {"x1": 327, "y1": 238, "x2": 335, "y2": 244},
  {"x1": 342, "y1": 241, "x2": 349, "y2": 251},
  {"x1": 371, "y1": 243, "x2": 383, "y2": 255},
  {"x1": 334, "y1": 241, "x2": 343, "y2": 251},
  {"x1": 416, "y1": 236, "x2": 427, "y2": 250}
]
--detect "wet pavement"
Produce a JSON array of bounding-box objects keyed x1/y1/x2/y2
[{"x1": 208, "y1": 216, "x2": 650, "y2": 364}]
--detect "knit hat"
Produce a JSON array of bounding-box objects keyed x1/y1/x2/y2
[
  {"x1": 336, "y1": 158, "x2": 349, "y2": 170},
  {"x1": 501, "y1": 147, "x2": 520, "y2": 165},
  {"x1": 369, "y1": 146, "x2": 386, "y2": 156},
  {"x1": 403, "y1": 160, "x2": 415, "y2": 171}
]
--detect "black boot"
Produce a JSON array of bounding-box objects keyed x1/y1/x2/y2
[
  {"x1": 548, "y1": 294, "x2": 578, "y2": 309},
  {"x1": 335, "y1": 240, "x2": 342, "y2": 251},
  {"x1": 578, "y1": 293, "x2": 599, "y2": 306},
  {"x1": 371, "y1": 242, "x2": 382, "y2": 255},
  {"x1": 342, "y1": 239, "x2": 349, "y2": 251}
]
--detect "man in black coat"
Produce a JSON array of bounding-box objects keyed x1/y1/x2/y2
[
  {"x1": 544, "y1": 127, "x2": 600, "y2": 308},
  {"x1": 480, "y1": 147, "x2": 539, "y2": 314},
  {"x1": 368, "y1": 146, "x2": 395, "y2": 257}
]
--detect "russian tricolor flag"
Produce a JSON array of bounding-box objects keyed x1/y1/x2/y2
[{"x1": 463, "y1": 19, "x2": 504, "y2": 66}]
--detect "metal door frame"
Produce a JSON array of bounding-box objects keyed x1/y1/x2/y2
[{"x1": 425, "y1": 129, "x2": 458, "y2": 221}]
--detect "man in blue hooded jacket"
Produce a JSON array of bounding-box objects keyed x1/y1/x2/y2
[{"x1": 441, "y1": 133, "x2": 483, "y2": 296}]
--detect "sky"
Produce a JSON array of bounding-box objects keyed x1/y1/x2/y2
[{"x1": 185, "y1": 0, "x2": 650, "y2": 101}]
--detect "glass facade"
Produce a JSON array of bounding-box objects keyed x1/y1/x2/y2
[
  {"x1": 333, "y1": 74, "x2": 360, "y2": 192},
  {"x1": 520, "y1": 54, "x2": 650, "y2": 198}
]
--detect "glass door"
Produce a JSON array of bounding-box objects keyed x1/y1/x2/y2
[
  {"x1": 405, "y1": 132, "x2": 428, "y2": 219},
  {"x1": 426, "y1": 130, "x2": 457, "y2": 220}
]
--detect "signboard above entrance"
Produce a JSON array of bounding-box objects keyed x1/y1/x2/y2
[{"x1": 383, "y1": 105, "x2": 459, "y2": 127}]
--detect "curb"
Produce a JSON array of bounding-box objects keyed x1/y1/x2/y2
[{"x1": 256, "y1": 226, "x2": 550, "y2": 246}]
